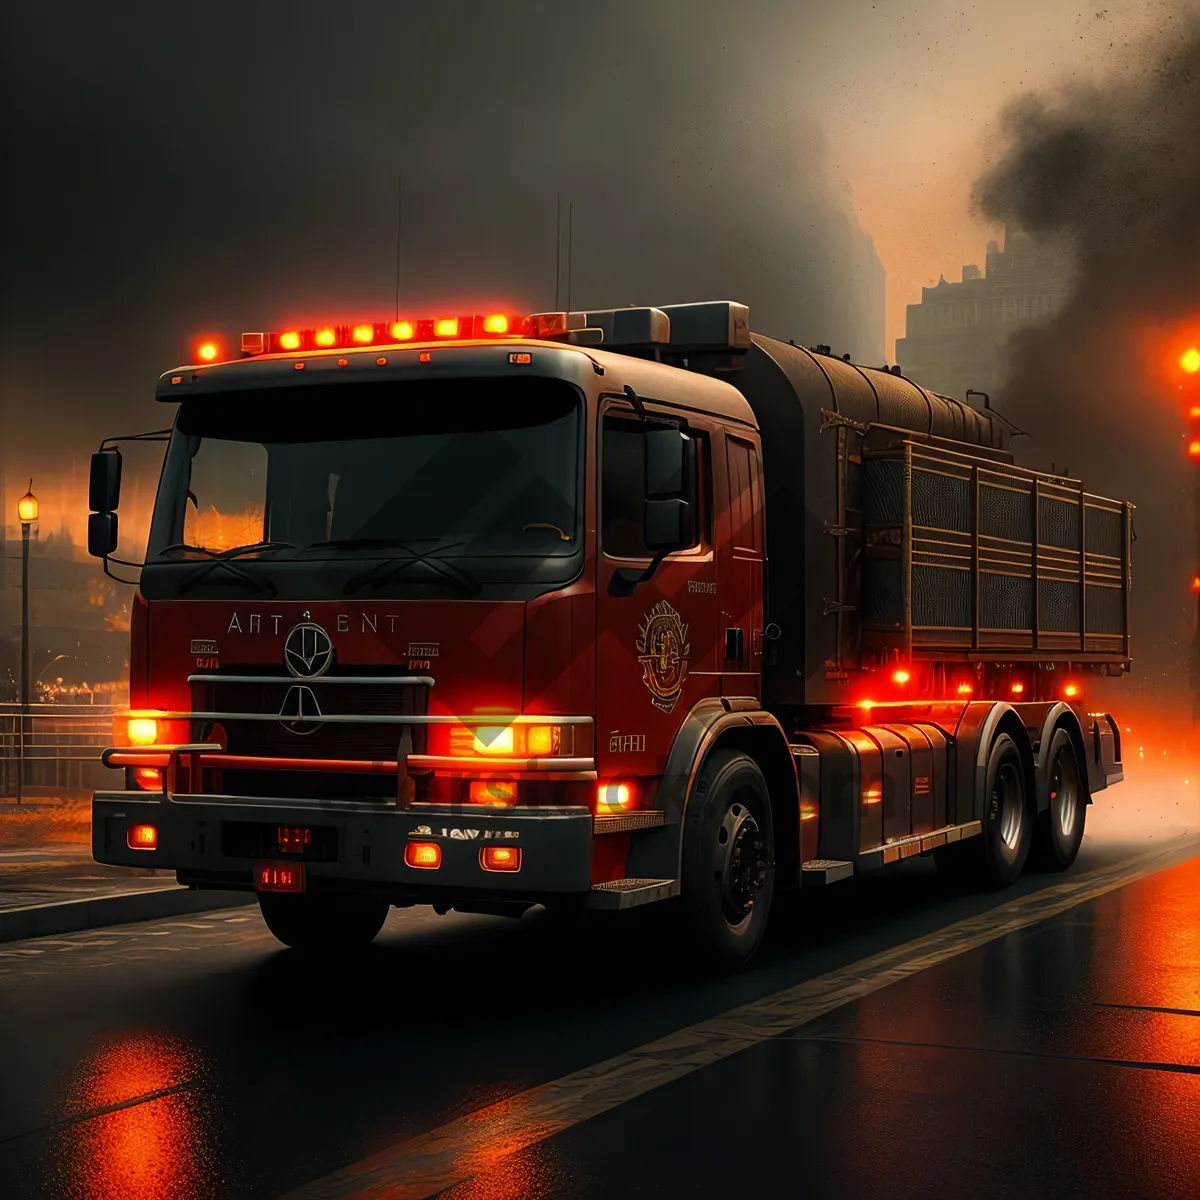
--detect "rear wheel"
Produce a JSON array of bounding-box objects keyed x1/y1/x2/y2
[
  {"x1": 679, "y1": 749, "x2": 775, "y2": 972},
  {"x1": 1030, "y1": 729, "x2": 1087, "y2": 871},
  {"x1": 258, "y1": 892, "x2": 390, "y2": 951},
  {"x1": 935, "y1": 731, "x2": 1031, "y2": 889}
]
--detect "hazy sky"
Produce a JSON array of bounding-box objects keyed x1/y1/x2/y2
[{"x1": 0, "y1": 0, "x2": 1187, "y2": 489}]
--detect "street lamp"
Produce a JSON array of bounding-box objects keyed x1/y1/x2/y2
[{"x1": 16, "y1": 482, "x2": 37, "y2": 804}]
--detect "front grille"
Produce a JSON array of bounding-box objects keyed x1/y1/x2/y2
[{"x1": 192, "y1": 675, "x2": 429, "y2": 761}]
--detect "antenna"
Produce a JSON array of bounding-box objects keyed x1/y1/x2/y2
[
  {"x1": 566, "y1": 200, "x2": 574, "y2": 314},
  {"x1": 393, "y1": 169, "x2": 404, "y2": 321},
  {"x1": 554, "y1": 193, "x2": 562, "y2": 311}
]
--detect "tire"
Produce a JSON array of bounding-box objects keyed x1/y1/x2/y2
[
  {"x1": 258, "y1": 892, "x2": 390, "y2": 951},
  {"x1": 1030, "y1": 729, "x2": 1087, "y2": 871},
  {"x1": 679, "y1": 749, "x2": 775, "y2": 972},
  {"x1": 935, "y1": 731, "x2": 1031, "y2": 889}
]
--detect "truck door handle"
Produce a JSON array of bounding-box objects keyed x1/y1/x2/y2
[{"x1": 725, "y1": 627, "x2": 744, "y2": 661}]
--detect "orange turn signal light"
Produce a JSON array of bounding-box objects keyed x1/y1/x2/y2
[
  {"x1": 405, "y1": 841, "x2": 442, "y2": 869},
  {"x1": 468, "y1": 779, "x2": 516, "y2": 806},
  {"x1": 127, "y1": 824, "x2": 158, "y2": 850},
  {"x1": 126, "y1": 717, "x2": 159, "y2": 746},
  {"x1": 134, "y1": 768, "x2": 162, "y2": 791},
  {"x1": 597, "y1": 782, "x2": 633, "y2": 813},
  {"x1": 481, "y1": 846, "x2": 521, "y2": 872}
]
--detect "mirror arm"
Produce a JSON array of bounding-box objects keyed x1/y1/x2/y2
[
  {"x1": 624, "y1": 385, "x2": 647, "y2": 421},
  {"x1": 607, "y1": 552, "x2": 667, "y2": 598},
  {"x1": 99, "y1": 430, "x2": 172, "y2": 451},
  {"x1": 102, "y1": 559, "x2": 141, "y2": 586}
]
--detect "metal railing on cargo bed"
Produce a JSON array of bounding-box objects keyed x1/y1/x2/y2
[{"x1": 862, "y1": 439, "x2": 1133, "y2": 663}]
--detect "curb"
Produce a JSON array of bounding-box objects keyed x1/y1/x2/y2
[{"x1": 0, "y1": 886, "x2": 255, "y2": 944}]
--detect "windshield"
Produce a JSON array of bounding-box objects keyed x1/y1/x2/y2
[{"x1": 144, "y1": 378, "x2": 583, "y2": 597}]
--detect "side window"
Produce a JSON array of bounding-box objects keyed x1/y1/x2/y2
[
  {"x1": 727, "y1": 435, "x2": 761, "y2": 557},
  {"x1": 602, "y1": 415, "x2": 707, "y2": 559}
]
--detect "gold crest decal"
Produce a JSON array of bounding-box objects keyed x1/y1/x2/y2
[{"x1": 636, "y1": 601, "x2": 690, "y2": 714}]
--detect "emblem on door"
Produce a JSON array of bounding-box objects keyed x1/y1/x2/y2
[{"x1": 636, "y1": 600, "x2": 690, "y2": 714}]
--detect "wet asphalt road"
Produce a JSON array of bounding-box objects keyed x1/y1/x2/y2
[{"x1": 0, "y1": 832, "x2": 1196, "y2": 1200}]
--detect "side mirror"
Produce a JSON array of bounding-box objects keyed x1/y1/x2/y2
[
  {"x1": 644, "y1": 428, "x2": 686, "y2": 497},
  {"x1": 88, "y1": 512, "x2": 119, "y2": 559},
  {"x1": 642, "y1": 426, "x2": 696, "y2": 552},
  {"x1": 89, "y1": 450, "x2": 122, "y2": 514}
]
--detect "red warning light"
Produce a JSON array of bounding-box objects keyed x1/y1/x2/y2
[
  {"x1": 315, "y1": 328, "x2": 336, "y2": 348},
  {"x1": 482, "y1": 313, "x2": 509, "y2": 334},
  {"x1": 434, "y1": 318, "x2": 460, "y2": 338},
  {"x1": 1191, "y1": 577, "x2": 1200, "y2": 594},
  {"x1": 892, "y1": 669, "x2": 911, "y2": 685},
  {"x1": 351, "y1": 324, "x2": 374, "y2": 344},
  {"x1": 1182, "y1": 347, "x2": 1200, "y2": 373},
  {"x1": 1189, "y1": 440, "x2": 1200, "y2": 459},
  {"x1": 1064, "y1": 684, "x2": 1079, "y2": 698},
  {"x1": 196, "y1": 340, "x2": 219, "y2": 362},
  {"x1": 1011, "y1": 682, "x2": 1026, "y2": 695},
  {"x1": 279, "y1": 331, "x2": 301, "y2": 351},
  {"x1": 956, "y1": 682, "x2": 973, "y2": 696}
]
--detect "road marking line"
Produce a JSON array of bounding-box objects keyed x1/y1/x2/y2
[
  {"x1": 791, "y1": 1033, "x2": 1200, "y2": 1076},
  {"x1": 1095, "y1": 1002, "x2": 1200, "y2": 1018},
  {"x1": 284, "y1": 837, "x2": 1200, "y2": 1200}
]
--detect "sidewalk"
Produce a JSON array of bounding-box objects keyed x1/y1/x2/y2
[{"x1": 0, "y1": 793, "x2": 251, "y2": 940}]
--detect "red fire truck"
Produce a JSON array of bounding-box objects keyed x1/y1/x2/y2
[{"x1": 87, "y1": 302, "x2": 1129, "y2": 968}]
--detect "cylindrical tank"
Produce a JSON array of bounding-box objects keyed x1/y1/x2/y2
[{"x1": 756, "y1": 339, "x2": 1011, "y2": 452}]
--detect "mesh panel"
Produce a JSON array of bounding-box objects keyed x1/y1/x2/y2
[
  {"x1": 981, "y1": 573, "x2": 1032, "y2": 629},
  {"x1": 1086, "y1": 507, "x2": 1124, "y2": 558},
  {"x1": 863, "y1": 558, "x2": 903, "y2": 625},
  {"x1": 864, "y1": 460, "x2": 905, "y2": 525},
  {"x1": 1086, "y1": 585, "x2": 1125, "y2": 634},
  {"x1": 980, "y1": 485, "x2": 1031, "y2": 542},
  {"x1": 1039, "y1": 496, "x2": 1080, "y2": 549},
  {"x1": 912, "y1": 469, "x2": 971, "y2": 532},
  {"x1": 913, "y1": 565, "x2": 971, "y2": 627},
  {"x1": 1037, "y1": 580, "x2": 1080, "y2": 632}
]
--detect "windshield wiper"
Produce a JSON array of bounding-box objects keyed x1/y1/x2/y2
[
  {"x1": 167, "y1": 541, "x2": 293, "y2": 597},
  {"x1": 325, "y1": 538, "x2": 480, "y2": 596},
  {"x1": 158, "y1": 540, "x2": 295, "y2": 559}
]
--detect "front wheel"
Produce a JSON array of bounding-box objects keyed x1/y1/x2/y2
[
  {"x1": 258, "y1": 892, "x2": 390, "y2": 951},
  {"x1": 1030, "y1": 729, "x2": 1087, "y2": 871},
  {"x1": 679, "y1": 749, "x2": 775, "y2": 972}
]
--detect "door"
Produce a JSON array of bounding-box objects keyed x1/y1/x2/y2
[
  {"x1": 595, "y1": 401, "x2": 719, "y2": 783},
  {"x1": 721, "y1": 431, "x2": 764, "y2": 698}
]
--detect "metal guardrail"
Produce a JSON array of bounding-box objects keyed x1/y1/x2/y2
[{"x1": 0, "y1": 703, "x2": 122, "y2": 797}]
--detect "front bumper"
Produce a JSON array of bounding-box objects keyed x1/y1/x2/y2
[{"x1": 93, "y1": 791, "x2": 594, "y2": 902}]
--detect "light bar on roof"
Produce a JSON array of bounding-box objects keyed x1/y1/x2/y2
[{"x1": 240, "y1": 313, "x2": 527, "y2": 356}]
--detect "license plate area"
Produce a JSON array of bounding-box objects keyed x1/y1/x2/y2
[
  {"x1": 222, "y1": 821, "x2": 338, "y2": 862},
  {"x1": 255, "y1": 862, "x2": 306, "y2": 893}
]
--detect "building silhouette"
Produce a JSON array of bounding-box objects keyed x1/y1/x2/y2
[{"x1": 895, "y1": 225, "x2": 1074, "y2": 403}]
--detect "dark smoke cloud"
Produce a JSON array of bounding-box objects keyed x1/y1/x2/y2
[
  {"x1": 0, "y1": 1, "x2": 882, "y2": 484},
  {"x1": 972, "y1": 12, "x2": 1200, "y2": 692}
]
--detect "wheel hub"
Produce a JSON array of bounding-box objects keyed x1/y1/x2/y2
[
  {"x1": 994, "y1": 762, "x2": 1023, "y2": 851},
  {"x1": 1052, "y1": 757, "x2": 1079, "y2": 840},
  {"x1": 720, "y1": 806, "x2": 767, "y2": 919}
]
